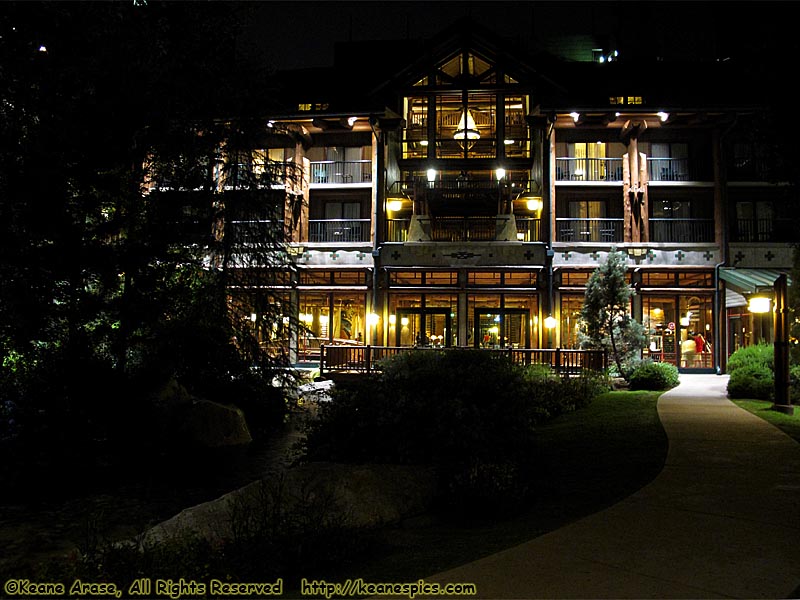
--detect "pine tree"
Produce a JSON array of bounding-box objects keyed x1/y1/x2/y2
[{"x1": 580, "y1": 248, "x2": 646, "y2": 380}]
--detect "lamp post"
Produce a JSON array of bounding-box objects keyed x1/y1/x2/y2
[{"x1": 772, "y1": 274, "x2": 792, "y2": 413}]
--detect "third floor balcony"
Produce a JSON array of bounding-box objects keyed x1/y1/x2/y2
[{"x1": 555, "y1": 157, "x2": 695, "y2": 183}]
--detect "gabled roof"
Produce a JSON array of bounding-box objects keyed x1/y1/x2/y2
[{"x1": 369, "y1": 16, "x2": 567, "y2": 97}]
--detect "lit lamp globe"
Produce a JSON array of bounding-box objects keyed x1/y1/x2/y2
[
  {"x1": 748, "y1": 296, "x2": 771, "y2": 313},
  {"x1": 544, "y1": 316, "x2": 558, "y2": 329}
]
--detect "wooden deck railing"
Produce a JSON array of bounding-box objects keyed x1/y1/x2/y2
[{"x1": 319, "y1": 345, "x2": 608, "y2": 377}]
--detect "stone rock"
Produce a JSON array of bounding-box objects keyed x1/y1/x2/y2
[
  {"x1": 142, "y1": 462, "x2": 438, "y2": 547},
  {"x1": 183, "y1": 399, "x2": 252, "y2": 448},
  {"x1": 151, "y1": 377, "x2": 194, "y2": 411}
]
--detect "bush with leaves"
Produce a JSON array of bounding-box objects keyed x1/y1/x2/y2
[
  {"x1": 301, "y1": 350, "x2": 608, "y2": 516},
  {"x1": 726, "y1": 342, "x2": 774, "y2": 374},
  {"x1": 727, "y1": 362, "x2": 774, "y2": 400},
  {"x1": 628, "y1": 360, "x2": 680, "y2": 391}
]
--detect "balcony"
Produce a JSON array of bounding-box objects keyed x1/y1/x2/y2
[
  {"x1": 227, "y1": 220, "x2": 285, "y2": 245},
  {"x1": 556, "y1": 218, "x2": 623, "y2": 242},
  {"x1": 650, "y1": 218, "x2": 714, "y2": 242},
  {"x1": 555, "y1": 157, "x2": 694, "y2": 182},
  {"x1": 731, "y1": 218, "x2": 795, "y2": 243},
  {"x1": 308, "y1": 219, "x2": 370, "y2": 243},
  {"x1": 647, "y1": 158, "x2": 691, "y2": 182},
  {"x1": 515, "y1": 217, "x2": 543, "y2": 242},
  {"x1": 309, "y1": 160, "x2": 372, "y2": 185},
  {"x1": 556, "y1": 158, "x2": 623, "y2": 182}
]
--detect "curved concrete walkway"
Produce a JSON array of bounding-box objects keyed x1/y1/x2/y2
[{"x1": 424, "y1": 375, "x2": 800, "y2": 599}]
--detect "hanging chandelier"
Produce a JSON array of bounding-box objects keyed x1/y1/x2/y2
[{"x1": 454, "y1": 109, "x2": 480, "y2": 142}]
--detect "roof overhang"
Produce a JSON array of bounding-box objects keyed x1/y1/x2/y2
[{"x1": 719, "y1": 268, "x2": 791, "y2": 295}]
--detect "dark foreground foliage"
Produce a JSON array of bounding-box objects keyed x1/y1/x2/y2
[{"x1": 301, "y1": 350, "x2": 610, "y2": 516}]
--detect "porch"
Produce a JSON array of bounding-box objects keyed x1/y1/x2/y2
[{"x1": 319, "y1": 345, "x2": 608, "y2": 377}]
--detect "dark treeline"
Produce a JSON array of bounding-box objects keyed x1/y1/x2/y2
[{"x1": 0, "y1": 1, "x2": 294, "y2": 497}]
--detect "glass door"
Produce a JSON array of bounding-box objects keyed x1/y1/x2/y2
[
  {"x1": 474, "y1": 308, "x2": 531, "y2": 349},
  {"x1": 395, "y1": 308, "x2": 453, "y2": 347}
]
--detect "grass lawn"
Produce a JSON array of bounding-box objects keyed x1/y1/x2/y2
[
  {"x1": 731, "y1": 398, "x2": 800, "y2": 444},
  {"x1": 308, "y1": 390, "x2": 668, "y2": 593}
]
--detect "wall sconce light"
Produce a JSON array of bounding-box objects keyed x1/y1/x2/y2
[
  {"x1": 544, "y1": 316, "x2": 558, "y2": 329},
  {"x1": 426, "y1": 168, "x2": 437, "y2": 183},
  {"x1": 495, "y1": 168, "x2": 506, "y2": 181},
  {"x1": 748, "y1": 296, "x2": 771, "y2": 313},
  {"x1": 387, "y1": 199, "x2": 403, "y2": 212},
  {"x1": 569, "y1": 112, "x2": 580, "y2": 123},
  {"x1": 389, "y1": 314, "x2": 396, "y2": 325},
  {"x1": 401, "y1": 317, "x2": 409, "y2": 326},
  {"x1": 367, "y1": 313, "x2": 380, "y2": 326},
  {"x1": 525, "y1": 196, "x2": 543, "y2": 212},
  {"x1": 250, "y1": 313, "x2": 257, "y2": 323},
  {"x1": 657, "y1": 112, "x2": 670, "y2": 122}
]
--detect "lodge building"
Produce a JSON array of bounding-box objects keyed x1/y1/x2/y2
[{"x1": 188, "y1": 19, "x2": 796, "y2": 373}]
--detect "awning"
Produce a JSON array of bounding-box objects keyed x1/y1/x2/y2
[{"x1": 719, "y1": 268, "x2": 791, "y2": 295}]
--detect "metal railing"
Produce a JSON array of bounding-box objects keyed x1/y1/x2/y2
[
  {"x1": 555, "y1": 158, "x2": 623, "y2": 181},
  {"x1": 732, "y1": 218, "x2": 796, "y2": 243},
  {"x1": 647, "y1": 158, "x2": 691, "y2": 181},
  {"x1": 308, "y1": 219, "x2": 370, "y2": 243},
  {"x1": 386, "y1": 218, "x2": 410, "y2": 242},
  {"x1": 320, "y1": 345, "x2": 608, "y2": 377},
  {"x1": 430, "y1": 216, "x2": 508, "y2": 241},
  {"x1": 309, "y1": 160, "x2": 372, "y2": 185},
  {"x1": 650, "y1": 218, "x2": 714, "y2": 242},
  {"x1": 227, "y1": 220, "x2": 285, "y2": 244},
  {"x1": 555, "y1": 218, "x2": 623, "y2": 242},
  {"x1": 515, "y1": 217, "x2": 543, "y2": 242}
]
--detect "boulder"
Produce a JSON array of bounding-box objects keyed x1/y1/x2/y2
[
  {"x1": 183, "y1": 399, "x2": 252, "y2": 448},
  {"x1": 142, "y1": 462, "x2": 438, "y2": 546}
]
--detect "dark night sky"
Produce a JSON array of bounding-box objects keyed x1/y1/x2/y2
[{"x1": 236, "y1": 1, "x2": 796, "y2": 71}]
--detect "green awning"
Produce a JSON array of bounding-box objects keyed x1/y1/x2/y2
[{"x1": 719, "y1": 268, "x2": 791, "y2": 295}]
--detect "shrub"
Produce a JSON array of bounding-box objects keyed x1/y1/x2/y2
[
  {"x1": 789, "y1": 364, "x2": 800, "y2": 404},
  {"x1": 726, "y1": 343, "x2": 773, "y2": 374},
  {"x1": 628, "y1": 360, "x2": 680, "y2": 391},
  {"x1": 727, "y1": 362, "x2": 774, "y2": 400},
  {"x1": 301, "y1": 350, "x2": 608, "y2": 516}
]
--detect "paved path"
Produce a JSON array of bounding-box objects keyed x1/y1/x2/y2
[{"x1": 424, "y1": 375, "x2": 800, "y2": 599}]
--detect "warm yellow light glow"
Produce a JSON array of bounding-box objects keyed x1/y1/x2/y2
[
  {"x1": 250, "y1": 313, "x2": 257, "y2": 322},
  {"x1": 525, "y1": 197, "x2": 543, "y2": 212},
  {"x1": 516, "y1": 232, "x2": 525, "y2": 241},
  {"x1": 569, "y1": 112, "x2": 580, "y2": 122},
  {"x1": 657, "y1": 112, "x2": 669, "y2": 122},
  {"x1": 454, "y1": 109, "x2": 480, "y2": 140},
  {"x1": 401, "y1": 317, "x2": 409, "y2": 326},
  {"x1": 749, "y1": 296, "x2": 771, "y2": 313},
  {"x1": 544, "y1": 316, "x2": 558, "y2": 329},
  {"x1": 504, "y1": 139, "x2": 515, "y2": 145},
  {"x1": 387, "y1": 199, "x2": 403, "y2": 212},
  {"x1": 488, "y1": 326, "x2": 499, "y2": 335},
  {"x1": 496, "y1": 168, "x2": 506, "y2": 181},
  {"x1": 426, "y1": 168, "x2": 437, "y2": 182},
  {"x1": 319, "y1": 315, "x2": 329, "y2": 325},
  {"x1": 367, "y1": 313, "x2": 380, "y2": 326},
  {"x1": 419, "y1": 140, "x2": 429, "y2": 146},
  {"x1": 389, "y1": 314, "x2": 397, "y2": 325}
]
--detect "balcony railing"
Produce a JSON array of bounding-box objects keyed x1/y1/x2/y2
[
  {"x1": 555, "y1": 157, "x2": 694, "y2": 182},
  {"x1": 647, "y1": 158, "x2": 691, "y2": 181},
  {"x1": 649, "y1": 218, "x2": 714, "y2": 242},
  {"x1": 320, "y1": 345, "x2": 608, "y2": 377},
  {"x1": 387, "y1": 218, "x2": 410, "y2": 242},
  {"x1": 732, "y1": 218, "x2": 795, "y2": 243},
  {"x1": 515, "y1": 217, "x2": 543, "y2": 242},
  {"x1": 308, "y1": 219, "x2": 370, "y2": 243},
  {"x1": 556, "y1": 218, "x2": 623, "y2": 242},
  {"x1": 555, "y1": 158, "x2": 623, "y2": 181},
  {"x1": 227, "y1": 220, "x2": 285, "y2": 244},
  {"x1": 430, "y1": 216, "x2": 509, "y2": 242},
  {"x1": 309, "y1": 160, "x2": 372, "y2": 185}
]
